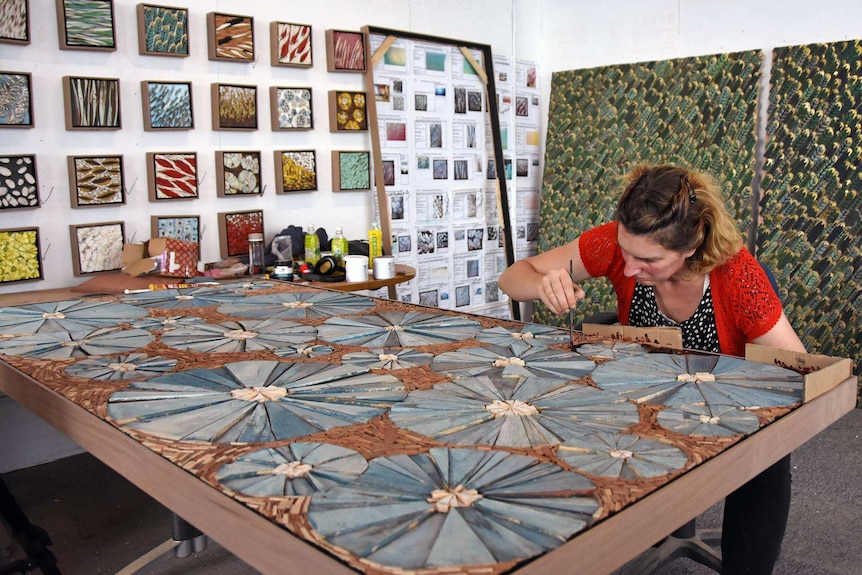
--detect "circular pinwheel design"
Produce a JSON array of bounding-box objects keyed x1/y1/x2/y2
[
  {"x1": 307, "y1": 447, "x2": 598, "y2": 569},
  {"x1": 218, "y1": 292, "x2": 374, "y2": 321},
  {"x1": 64, "y1": 353, "x2": 177, "y2": 381},
  {"x1": 0, "y1": 327, "x2": 154, "y2": 360},
  {"x1": 273, "y1": 344, "x2": 336, "y2": 359},
  {"x1": 557, "y1": 432, "x2": 688, "y2": 479},
  {"x1": 131, "y1": 315, "x2": 205, "y2": 332},
  {"x1": 475, "y1": 324, "x2": 571, "y2": 348},
  {"x1": 0, "y1": 300, "x2": 148, "y2": 335},
  {"x1": 121, "y1": 286, "x2": 245, "y2": 309},
  {"x1": 215, "y1": 442, "x2": 367, "y2": 497},
  {"x1": 341, "y1": 348, "x2": 434, "y2": 370},
  {"x1": 390, "y1": 375, "x2": 640, "y2": 448},
  {"x1": 590, "y1": 353, "x2": 804, "y2": 409},
  {"x1": 317, "y1": 312, "x2": 482, "y2": 348},
  {"x1": 657, "y1": 403, "x2": 761, "y2": 437},
  {"x1": 160, "y1": 319, "x2": 317, "y2": 353},
  {"x1": 107, "y1": 361, "x2": 407, "y2": 443},
  {"x1": 576, "y1": 341, "x2": 648, "y2": 361},
  {"x1": 431, "y1": 344, "x2": 595, "y2": 381}
]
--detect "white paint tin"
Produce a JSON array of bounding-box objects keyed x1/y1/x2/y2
[
  {"x1": 344, "y1": 255, "x2": 369, "y2": 282},
  {"x1": 373, "y1": 256, "x2": 396, "y2": 280}
]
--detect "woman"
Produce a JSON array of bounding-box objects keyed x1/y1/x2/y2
[{"x1": 499, "y1": 164, "x2": 806, "y2": 575}]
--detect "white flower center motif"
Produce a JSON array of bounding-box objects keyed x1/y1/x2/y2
[
  {"x1": 378, "y1": 353, "x2": 400, "y2": 365},
  {"x1": 0, "y1": 333, "x2": 24, "y2": 340},
  {"x1": 43, "y1": 312, "x2": 67, "y2": 319},
  {"x1": 385, "y1": 325, "x2": 404, "y2": 332},
  {"x1": 609, "y1": 449, "x2": 634, "y2": 459},
  {"x1": 698, "y1": 414, "x2": 721, "y2": 425},
  {"x1": 174, "y1": 295, "x2": 195, "y2": 300},
  {"x1": 492, "y1": 356, "x2": 526, "y2": 367},
  {"x1": 162, "y1": 319, "x2": 178, "y2": 325},
  {"x1": 107, "y1": 362, "x2": 137, "y2": 372},
  {"x1": 61, "y1": 339, "x2": 90, "y2": 347},
  {"x1": 510, "y1": 331, "x2": 534, "y2": 340},
  {"x1": 485, "y1": 399, "x2": 539, "y2": 417},
  {"x1": 231, "y1": 386, "x2": 288, "y2": 402},
  {"x1": 296, "y1": 346, "x2": 315, "y2": 356},
  {"x1": 270, "y1": 460, "x2": 313, "y2": 478},
  {"x1": 676, "y1": 372, "x2": 717, "y2": 383},
  {"x1": 224, "y1": 329, "x2": 258, "y2": 340},
  {"x1": 427, "y1": 485, "x2": 483, "y2": 513},
  {"x1": 281, "y1": 301, "x2": 314, "y2": 308}
]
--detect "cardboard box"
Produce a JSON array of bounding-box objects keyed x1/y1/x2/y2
[
  {"x1": 745, "y1": 344, "x2": 854, "y2": 402},
  {"x1": 123, "y1": 238, "x2": 199, "y2": 278}
]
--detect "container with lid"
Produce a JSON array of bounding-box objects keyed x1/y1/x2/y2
[{"x1": 248, "y1": 233, "x2": 265, "y2": 275}]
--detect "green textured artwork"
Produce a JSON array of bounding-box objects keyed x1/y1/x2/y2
[
  {"x1": 758, "y1": 40, "x2": 862, "y2": 389},
  {"x1": 138, "y1": 4, "x2": 189, "y2": 56},
  {"x1": 533, "y1": 51, "x2": 761, "y2": 328}
]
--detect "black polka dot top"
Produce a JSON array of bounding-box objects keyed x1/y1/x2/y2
[{"x1": 629, "y1": 279, "x2": 721, "y2": 353}]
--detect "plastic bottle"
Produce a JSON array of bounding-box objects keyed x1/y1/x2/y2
[
  {"x1": 247, "y1": 233, "x2": 265, "y2": 275},
  {"x1": 368, "y1": 221, "x2": 382, "y2": 269},
  {"x1": 331, "y1": 227, "x2": 348, "y2": 266},
  {"x1": 304, "y1": 224, "x2": 320, "y2": 266}
]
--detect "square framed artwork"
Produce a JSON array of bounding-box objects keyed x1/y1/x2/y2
[
  {"x1": 146, "y1": 152, "x2": 198, "y2": 201},
  {"x1": 212, "y1": 83, "x2": 257, "y2": 130},
  {"x1": 0, "y1": 227, "x2": 42, "y2": 283},
  {"x1": 216, "y1": 151, "x2": 261, "y2": 197},
  {"x1": 0, "y1": 0, "x2": 30, "y2": 45},
  {"x1": 332, "y1": 150, "x2": 371, "y2": 191},
  {"x1": 325, "y1": 29, "x2": 365, "y2": 72},
  {"x1": 274, "y1": 150, "x2": 317, "y2": 193},
  {"x1": 270, "y1": 21, "x2": 312, "y2": 67},
  {"x1": 63, "y1": 76, "x2": 121, "y2": 130},
  {"x1": 57, "y1": 0, "x2": 116, "y2": 51},
  {"x1": 70, "y1": 221, "x2": 124, "y2": 275},
  {"x1": 142, "y1": 81, "x2": 193, "y2": 130},
  {"x1": 0, "y1": 72, "x2": 33, "y2": 128},
  {"x1": 68, "y1": 155, "x2": 125, "y2": 207},
  {"x1": 0, "y1": 154, "x2": 39, "y2": 209},
  {"x1": 217, "y1": 209, "x2": 263, "y2": 258},
  {"x1": 270, "y1": 86, "x2": 313, "y2": 130},
  {"x1": 328, "y1": 90, "x2": 367, "y2": 132},
  {"x1": 151, "y1": 215, "x2": 200, "y2": 245},
  {"x1": 207, "y1": 12, "x2": 254, "y2": 62},
  {"x1": 137, "y1": 3, "x2": 189, "y2": 57}
]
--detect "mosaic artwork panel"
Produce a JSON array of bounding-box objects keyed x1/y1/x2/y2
[
  {"x1": 333, "y1": 151, "x2": 371, "y2": 191},
  {"x1": 326, "y1": 29, "x2": 365, "y2": 72},
  {"x1": 214, "y1": 84, "x2": 257, "y2": 130},
  {"x1": 0, "y1": 228, "x2": 41, "y2": 283},
  {"x1": 71, "y1": 222, "x2": 124, "y2": 275},
  {"x1": 272, "y1": 22, "x2": 312, "y2": 67},
  {"x1": 65, "y1": 76, "x2": 120, "y2": 128},
  {"x1": 152, "y1": 215, "x2": 199, "y2": 244},
  {"x1": 329, "y1": 91, "x2": 367, "y2": 131},
  {"x1": 0, "y1": 72, "x2": 32, "y2": 127},
  {"x1": 59, "y1": 0, "x2": 115, "y2": 50},
  {"x1": 272, "y1": 87, "x2": 312, "y2": 130},
  {"x1": 534, "y1": 51, "x2": 761, "y2": 328},
  {"x1": 0, "y1": 155, "x2": 39, "y2": 208},
  {"x1": 218, "y1": 151, "x2": 261, "y2": 196},
  {"x1": 137, "y1": 4, "x2": 188, "y2": 56},
  {"x1": 70, "y1": 155, "x2": 124, "y2": 206},
  {"x1": 276, "y1": 150, "x2": 317, "y2": 193},
  {"x1": 219, "y1": 210, "x2": 263, "y2": 258},
  {"x1": 143, "y1": 82, "x2": 193, "y2": 130},
  {"x1": 149, "y1": 152, "x2": 197, "y2": 200},
  {"x1": 208, "y1": 12, "x2": 254, "y2": 61},
  {"x1": 757, "y1": 40, "x2": 862, "y2": 381},
  {"x1": 0, "y1": 0, "x2": 29, "y2": 44}
]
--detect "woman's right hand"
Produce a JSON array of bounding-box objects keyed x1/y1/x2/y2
[{"x1": 538, "y1": 268, "x2": 586, "y2": 315}]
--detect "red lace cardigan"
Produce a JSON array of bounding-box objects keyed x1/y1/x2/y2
[{"x1": 579, "y1": 222, "x2": 783, "y2": 357}]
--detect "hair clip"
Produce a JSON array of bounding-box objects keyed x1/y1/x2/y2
[{"x1": 682, "y1": 176, "x2": 697, "y2": 204}]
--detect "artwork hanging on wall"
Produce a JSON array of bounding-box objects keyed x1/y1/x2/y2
[
  {"x1": 206, "y1": 12, "x2": 254, "y2": 62},
  {"x1": 332, "y1": 150, "x2": 371, "y2": 191},
  {"x1": 0, "y1": 154, "x2": 39, "y2": 209},
  {"x1": 325, "y1": 29, "x2": 366, "y2": 72},
  {"x1": 57, "y1": 0, "x2": 116, "y2": 51},
  {"x1": 0, "y1": 0, "x2": 30, "y2": 44},
  {"x1": 151, "y1": 215, "x2": 200, "y2": 245},
  {"x1": 216, "y1": 151, "x2": 261, "y2": 197},
  {"x1": 142, "y1": 81, "x2": 193, "y2": 130},
  {"x1": 0, "y1": 227, "x2": 42, "y2": 283},
  {"x1": 274, "y1": 150, "x2": 317, "y2": 193},
  {"x1": 146, "y1": 152, "x2": 198, "y2": 201},
  {"x1": 270, "y1": 21, "x2": 312, "y2": 67},
  {"x1": 136, "y1": 3, "x2": 189, "y2": 57},
  {"x1": 63, "y1": 76, "x2": 121, "y2": 130},
  {"x1": 70, "y1": 221, "x2": 124, "y2": 275},
  {"x1": 328, "y1": 90, "x2": 367, "y2": 131},
  {"x1": 68, "y1": 155, "x2": 125, "y2": 207},
  {"x1": 0, "y1": 71, "x2": 33, "y2": 128},
  {"x1": 211, "y1": 83, "x2": 257, "y2": 130},
  {"x1": 218, "y1": 209, "x2": 263, "y2": 258},
  {"x1": 269, "y1": 86, "x2": 313, "y2": 130}
]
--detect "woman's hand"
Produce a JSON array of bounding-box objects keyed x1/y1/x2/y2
[{"x1": 538, "y1": 268, "x2": 586, "y2": 315}]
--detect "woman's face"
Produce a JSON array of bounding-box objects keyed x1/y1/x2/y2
[{"x1": 617, "y1": 225, "x2": 695, "y2": 284}]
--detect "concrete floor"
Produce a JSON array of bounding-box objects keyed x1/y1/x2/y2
[{"x1": 2, "y1": 409, "x2": 859, "y2": 575}]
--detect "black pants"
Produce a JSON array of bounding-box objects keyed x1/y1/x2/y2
[{"x1": 721, "y1": 455, "x2": 792, "y2": 575}]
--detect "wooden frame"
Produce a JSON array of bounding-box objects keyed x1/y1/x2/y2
[
  {"x1": 151, "y1": 214, "x2": 201, "y2": 245},
  {"x1": 146, "y1": 152, "x2": 198, "y2": 201},
  {"x1": 270, "y1": 21, "x2": 312, "y2": 67},
  {"x1": 325, "y1": 29, "x2": 366, "y2": 72},
  {"x1": 142, "y1": 80, "x2": 193, "y2": 130},
  {"x1": 63, "y1": 75, "x2": 121, "y2": 130},
  {"x1": 269, "y1": 86, "x2": 313, "y2": 130},
  {"x1": 0, "y1": 154, "x2": 39, "y2": 209},
  {"x1": 328, "y1": 90, "x2": 367, "y2": 131},
  {"x1": 0, "y1": 0, "x2": 30, "y2": 45},
  {"x1": 206, "y1": 11, "x2": 254, "y2": 62},
  {"x1": 217, "y1": 209, "x2": 264, "y2": 258},
  {"x1": 56, "y1": 0, "x2": 116, "y2": 51},
  {"x1": 136, "y1": 3, "x2": 189, "y2": 57},
  {"x1": 69, "y1": 221, "x2": 125, "y2": 275},
  {"x1": 274, "y1": 150, "x2": 317, "y2": 193},
  {"x1": 216, "y1": 151, "x2": 262, "y2": 197},
  {"x1": 331, "y1": 150, "x2": 371, "y2": 191},
  {"x1": 67, "y1": 155, "x2": 125, "y2": 208},
  {"x1": 0, "y1": 227, "x2": 42, "y2": 283},
  {"x1": 0, "y1": 71, "x2": 34, "y2": 128},
  {"x1": 211, "y1": 83, "x2": 258, "y2": 130}
]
